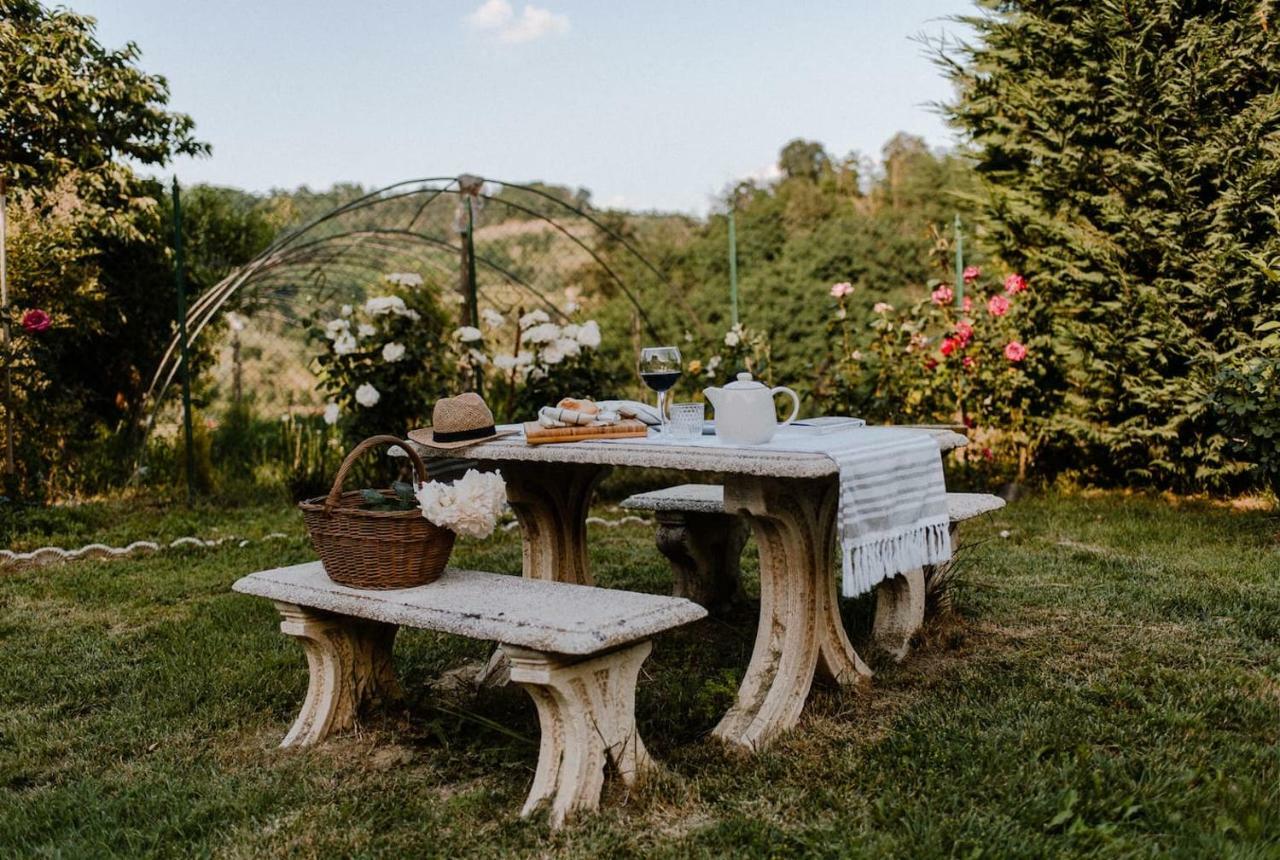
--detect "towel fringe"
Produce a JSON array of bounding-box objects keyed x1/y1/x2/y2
[{"x1": 840, "y1": 519, "x2": 951, "y2": 597}]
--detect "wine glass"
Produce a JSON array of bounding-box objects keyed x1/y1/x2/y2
[{"x1": 639, "y1": 346, "x2": 682, "y2": 435}]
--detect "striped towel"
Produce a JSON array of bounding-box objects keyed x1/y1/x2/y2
[
  {"x1": 599, "y1": 424, "x2": 951, "y2": 596},
  {"x1": 821, "y1": 427, "x2": 952, "y2": 596}
]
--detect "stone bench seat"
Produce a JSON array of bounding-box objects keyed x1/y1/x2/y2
[
  {"x1": 234, "y1": 561, "x2": 706, "y2": 828},
  {"x1": 621, "y1": 485, "x2": 1006, "y2": 659}
]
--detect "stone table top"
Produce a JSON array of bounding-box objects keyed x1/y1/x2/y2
[
  {"x1": 405, "y1": 425, "x2": 968, "y2": 480},
  {"x1": 233, "y1": 562, "x2": 707, "y2": 655}
]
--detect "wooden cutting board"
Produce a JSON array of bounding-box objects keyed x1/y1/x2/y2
[{"x1": 523, "y1": 419, "x2": 650, "y2": 445}]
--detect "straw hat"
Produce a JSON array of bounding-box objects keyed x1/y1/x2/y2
[{"x1": 408, "y1": 392, "x2": 515, "y2": 449}]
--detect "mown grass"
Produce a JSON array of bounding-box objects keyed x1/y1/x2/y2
[{"x1": 1, "y1": 491, "x2": 1277, "y2": 858}]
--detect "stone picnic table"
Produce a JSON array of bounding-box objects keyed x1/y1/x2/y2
[{"x1": 407, "y1": 425, "x2": 967, "y2": 752}]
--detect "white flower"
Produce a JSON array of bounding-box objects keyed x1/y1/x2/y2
[
  {"x1": 355, "y1": 383, "x2": 380, "y2": 407},
  {"x1": 541, "y1": 340, "x2": 567, "y2": 365},
  {"x1": 528, "y1": 366, "x2": 547, "y2": 381},
  {"x1": 365, "y1": 295, "x2": 407, "y2": 316},
  {"x1": 563, "y1": 300, "x2": 580, "y2": 314},
  {"x1": 873, "y1": 302, "x2": 894, "y2": 314},
  {"x1": 561, "y1": 323, "x2": 580, "y2": 340},
  {"x1": 836, "y1": 307, "x2": 847, "y2": 320},
  {"x1": 324, "y1": 318, "x2": 351, "y2": 340},
  {"x1": 384, "y1": 272, "x2": 423, "y2": 287},
  {"x1": 340, "y1": 304, "x2": 353, "y2": 317},
  {"x1": 575, "y1": 320, "x2": 601, "y2": 349},
  {"x1": 454, "y1": 326, "x2": 483, "y2": 343},
  {"x1": 724, "y1": 330, "x2": 741, "y2": 347},
  {"x1": 227, "y1": 312, "x2": 246, "y2": 332},
  {"x1": 494, "y1": 354, "x2": 517, "y2": 371},
  {"x1": 357, "y1": 323, "x2": 376, "y2": 338},
  {"x1": 481, "y1": 308, "x2": 505, "y2": 329},
  {"x1": 522, "y1": 322, "x2": 561, "y2": 345},
  {"x1": 333, "y1": 331, "x2": 358, "y2": 355},
  {"x1": 519, "y1": 309, "x2": 550, "y2": 328},
  {"x1": 323, "y1": 402, "x2": 340, "y2": 425},
  {"x1": 467, "y1": 348, "x2": 489, "y2": 366},
  {"x1": 850, "y1": 350, "x2": 863, "y2": 361},
  {"x1": 514, "y1": 350, "x2": 534, "y2": 367},
  {"x1": 416, "y1": 469, "x2": 507, "y2": 539},
  {"x1": 382, "y1": 342, "x2": 406, "y2": 362},
  {"x1": 683, "y1": 330, "x2": 693, "y2": 342}
]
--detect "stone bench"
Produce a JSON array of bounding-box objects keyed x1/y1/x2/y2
[
  {"x1": 621, "y1": 486, "x2": 1005, "y2": 657},
  {"x1": 233, "y1": 562, "x2": 706, "y2": 828}
]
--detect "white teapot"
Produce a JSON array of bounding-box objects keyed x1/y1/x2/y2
[{"x1": 703, "y1": 372, "x2": 800, "y2": 446}]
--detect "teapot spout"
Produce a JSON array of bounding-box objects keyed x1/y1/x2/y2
[{"x1": 703, "y1": 386, "x2": 724, "y2": 409}]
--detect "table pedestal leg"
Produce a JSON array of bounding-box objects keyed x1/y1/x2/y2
[
  {"x1": 504, "y1": 462, "x2": 611, "y2": 585},
  {"x1": 872, "y1": 568, "x2": 926, "y2": 661},
  {"x1": 273, "y1": 602, "x2": 401, "y2": 748},
  {"x1": 714, "y1": 476, "x2": 871, "y2": 751}
]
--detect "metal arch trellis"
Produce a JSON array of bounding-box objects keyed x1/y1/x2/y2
[{"x1": 143, "y1": 174, "x2": 672, "y2": 437}]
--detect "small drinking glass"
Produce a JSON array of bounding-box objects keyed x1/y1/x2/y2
[
  {"x1": 668, "y1": 402, "x2": 705, "y2": 440},
  {"x1": 639, "y1": 346, "x2": 682, "y2": 434}
]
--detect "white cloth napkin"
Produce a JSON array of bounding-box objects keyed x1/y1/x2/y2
[{"x1": 598, "y1": 425, "x2": 952, "y2": 596}]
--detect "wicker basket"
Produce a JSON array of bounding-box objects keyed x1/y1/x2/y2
[{"x1": 299, "y1": 435, "x2": 455, "y2": 589}]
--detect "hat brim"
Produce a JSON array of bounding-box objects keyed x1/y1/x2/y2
[{"x1": 407, "y1": 426, "x2": 517, "y2": 450}]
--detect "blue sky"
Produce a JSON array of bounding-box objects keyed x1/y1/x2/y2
[{"x1": 75, "y1": 1, "x2": 972, "y2": 214}]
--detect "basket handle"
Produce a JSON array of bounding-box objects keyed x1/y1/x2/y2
[{"x1": 324, "y1": 435, "x2": 431, "y2": 511}]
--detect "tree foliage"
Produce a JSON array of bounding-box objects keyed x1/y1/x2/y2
[{"x1": 940, "y1": 0, "x2": 1280, "y2": 491}]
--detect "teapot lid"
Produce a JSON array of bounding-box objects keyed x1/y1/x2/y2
[{"x1": 724, "y1": 371, "x2": 767, "y2": 390}]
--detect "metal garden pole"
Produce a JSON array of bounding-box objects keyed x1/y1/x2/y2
[
  {"x1": 0, "y1": 174, "x2": 13, "y2": 475},
  {"x1": 953, "y1": 214, "x2": 964, "y2": 309},
  {"x1": 172, "y1": 178, "x2": 196, "y2": 504},
  {"x1": 728, "y1": 208, "x2": 739, "y2": 327}
]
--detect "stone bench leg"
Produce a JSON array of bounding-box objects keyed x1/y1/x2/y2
[
  {"x1": 274, "y1": 602, "x2": 402, "y2": 748},
  {"x1": 655, "y1": 511, "x2": 749, "y2": 612},
  {"x1": 504, "y1": 641, "x2": 654, "y2": 829},
  {"x1": 869, "y1": 522, "x2": 960, "y2": 661}
]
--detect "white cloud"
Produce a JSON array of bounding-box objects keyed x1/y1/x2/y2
[{"x1": 465, "y1": 0, "x2": 569, "y2": 44}]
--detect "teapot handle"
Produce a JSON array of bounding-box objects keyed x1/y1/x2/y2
[{"x1": 772, "y1": 386, "x2": 801, "y2": 427}]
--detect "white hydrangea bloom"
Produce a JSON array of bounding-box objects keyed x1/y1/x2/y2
[
  {"x1": 519, "y1": 309, "x2": 550, "y2": 328},
  {"x1": 522, "y1": 322, "x2": 561, "y2": 345},
  {"x1": 575, "y1": 320, "x2": 601, "y2": 349},
  {"x1": 323, "y1": 402, "x2": 340, "y2": 425},
  {"x1": 481, "y1": 307, "x2": 505, "y2": 329},
  {"x1": 540, "y1": 340, "x2": 567, "y2": 365},
  {"x1": 415, "y1": 469, "x2": 507, "y2": 539},
  {"x1": 382, "y1": 342, "x2": 406, "y2": 362},
  {"x1": 454, "y1": 326, "x2": 483, "y2": 343},
  {"x1": 355, "y1": 383, "x2": 380, "y2": 407}
]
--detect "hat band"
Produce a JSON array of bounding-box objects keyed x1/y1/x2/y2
[{"x1": 433, "y1": 424, "x2": 498, "y2": 444}]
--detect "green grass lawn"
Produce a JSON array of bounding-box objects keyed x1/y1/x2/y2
[{"x1": 1, "y1": 491, "x2": 1277, "y2": 858}]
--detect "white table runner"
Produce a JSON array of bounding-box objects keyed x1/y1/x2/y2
[{"x1": 577, "y1": 425, "x2": 952, "y2": 597}]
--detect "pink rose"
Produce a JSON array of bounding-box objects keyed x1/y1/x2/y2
[
  {"x1": 954, "y1": 320, "x2": 974, "y2": 345},
  {"x1": 963, "y1": 296, "x2": 973, "y2": 313},
  {"x1": 829, "y1": 282, "x2": 854, "y2": 298},
  {"x1": 962, "y1": 355, "x2": 975, "y2": 370},
  {"x1": 1004, "y1": 274, "x2": 1027, "y2": 295},
  {"x1": 21, "y1": 309, "x2": 51, "y2": 333},
  {"x1": 1004, "y1": 340, "x2": 1027, "y2": 362},
  {"x1": 963, "y1": 265, "x2": 981, "y2": 282},
  {"x1": 931, "y1": 284, "x2": 954, "y2": 306},
  {"x1": 940, "y1": 336, "x2": 958, "y2": 357},
  {"x1": 987, "y1": 294, "x2": 1010, "y2": 317}
]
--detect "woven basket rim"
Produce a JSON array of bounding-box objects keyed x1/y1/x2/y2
[{"x1": 298, "y1": 489, "x2": 427, "y2": 520}]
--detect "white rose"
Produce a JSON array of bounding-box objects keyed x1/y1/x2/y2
[
  {"x1": 384, "y1": 272, "x2": 423, "y2": 287},
  {"x1": 357, "y1": 324, "x2": 376, "y2": 338},
  {"x1": 355, "y1": 383, "x2": 380, "y2": 407},
  {"x1": 522, "y1": 322, "x2": 561, "y2": 345},
  {"x1": 454, "y1": 326, "x2": 483, "y2": 343},
  {"x1": 324, "y1": 318, "x2": 350, "y2": 340},
  {"x1": 481, "y1": 308, "x2": 505, "y2": 329},
  {"x1": 340, "y1": 304, "x2": 353, "y2": 317},
  {"x1": 323, "y1": 402, "x2": 340, "y2": 425},
  {"x1": 561, "y1": 323, "x2": 580, "y2": 340},
  {"x1": 873, "y1": 302, "x2": 894, "y2": 314},
  {"x1": 563, "y1": 300, "x2": 580, "y2": 314},
  {"x1": 575, "y1": 320, "x2": 601, "y2": 349},
  {"x1": 514, "y1": 350, "x2": 534, "y2": 367},
  {"x1": 333, "y1": 331, "x2": 358, "y2": 355},
  {"x1": 382, "y1": 342, "x2": 406, "y2": 362},
  {"x1": 519, "y1": 309, "x2": 550, "y2": 328},
  {"x1": 493, "y1": 354, "x2": 517, "y2": 371},
  {"x1": 724, "y1": 330, "x2": 741, "y2": 347},
  {"x1": 365, "y1": 295, "x2": 409, "y2": 317}
]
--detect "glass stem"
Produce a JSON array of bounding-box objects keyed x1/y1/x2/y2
[{"x1": 657, "y1": 391, "x2": 668, "y2": 434}]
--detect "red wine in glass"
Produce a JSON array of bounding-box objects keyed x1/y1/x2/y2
[{"x1": 639, "y1": 346, "x2": 682, "y2": 433}]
